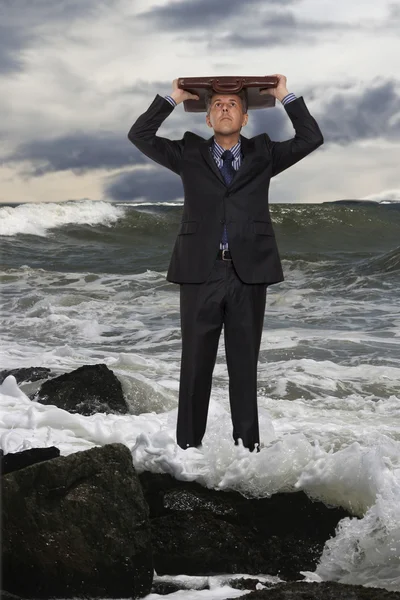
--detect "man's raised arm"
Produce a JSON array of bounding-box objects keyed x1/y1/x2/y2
[
  {"x1": 260, "y1": 74, "x2": 324, "y2": 177},
  {"x1": 127, "y1": 80, "x2": 199, "y2": 175}
]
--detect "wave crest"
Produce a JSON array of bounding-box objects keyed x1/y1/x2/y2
[{"x1": 0, "y1": 201, "x2": 125, "y2": 237}]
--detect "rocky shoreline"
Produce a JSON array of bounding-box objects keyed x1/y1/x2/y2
[{"x1": 2, "y1": 364, "x2": 399, "y2": 599}]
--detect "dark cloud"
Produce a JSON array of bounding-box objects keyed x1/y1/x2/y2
[
  {"x1": 315, "y1": 79, "x2": 400, "y2": 144},
  {"x1": 139, "y1": 0, "x2": 354, "y2": 49},
  {"x1": 138, "y1": 0, "x2": 298, "y2": 30},
  {"x1": 5, "y1": 132, "x2": 145, "y2": 175},
  {"x1": 0, "y1": 0, "x2": 111, "y2": 73},
  {"x1": 139, "y1": 0, "x2": 397, "y2": 41},
  {"x1": 0, "y1": 24, "x2": 31, "y2": 73},
  {"x1": 211, "y1": 32, "x2": 302, "y2": 49},
  {"x1": 1, "y1": 0, "x2": 106, "y2": 26},
  {"x1": 106, "y1": 167, "x2": 183, "y2": 202},
  {"x1": 387, "y1": 2, "x2": 400, "y2": 22},
  {"x1": 209, "y1": 11, "x2": 352, "y2": 49}
]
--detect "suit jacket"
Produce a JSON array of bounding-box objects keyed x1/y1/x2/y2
[{"x1": 128, "y1": 94, "x2": 323, "y2": 285}]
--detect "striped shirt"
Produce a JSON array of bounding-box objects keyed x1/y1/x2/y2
[{"x1": 212, "y1": 139, "x2": 241, "y2": 170}]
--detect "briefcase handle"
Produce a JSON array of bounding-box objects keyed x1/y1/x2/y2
[{"x1": 213, "y1": 79, "x2": 244, "y2": 93}]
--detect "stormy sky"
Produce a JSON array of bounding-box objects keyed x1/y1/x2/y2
[{"x1": 0, "y1": 0, "x2": 399, "y2": 203}]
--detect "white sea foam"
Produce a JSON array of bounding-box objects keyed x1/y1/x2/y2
[
  {"x1": 144, "y1": 573, "x2": 278, "y2": 599},
  {"x1": 362, "y1": 188, "x2": 400, "y2": 202},
  {"x1": 116, "y1": 201, "x2": 184, "y2": 207},
  {"x1": 313, "y1": 466, "x2": 400, "y2": 591},
  {"x1": 0, "y1": 200, "x2": 125, "y2": 236}
]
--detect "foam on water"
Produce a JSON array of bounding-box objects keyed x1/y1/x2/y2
[
  {"x1": 363, "y1": 189, "x2": 400, "y2": 202},
  {"x1": 143, "y1": 573, "x2": 279, "y2": 599},
  {"x1": 116, "y1": 201, "x2": 184, "y2": 207},
  {"x1": 0, "y1": 200, "x2": 125, "y2": 236},
  {"x1": 313, "y1": 475, "x2": 400, "y2": 591}
]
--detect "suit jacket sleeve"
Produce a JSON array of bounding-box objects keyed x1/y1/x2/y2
[
  {"x1": 266, "y1": 97, "x2": 324, "y2": 177},
  {"x1": 128, "y1": 94, "x2": 184, "y2": 175}
]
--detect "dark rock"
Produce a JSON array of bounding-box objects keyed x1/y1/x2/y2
[
  {"x1": 1, "y1": 447, "x2": 60, "y2": 475},
  {"x1": 32, "y1": 363, "x2": 128, "y2": 415},
  {"x1": 3, "y1": 443, "x2": 153, "y2": 599},
  {"x1": 0, "y1": 591, "x2": 22, "y2": 600},
  {"x1": 151, "y1": 510, "x2": 269, "y2": 574},
  {"x1": 228, "y1": 578, "x2": 268, "y2": 591},
  {"x1": 151, "y1": 580, "x2": 209, "y2": 595},
  {"x1": 151, "y1": 581, "x2": 184, "y2": 595},
  {"x1": 0, "y1": 367, "x2": 51, "y2": 385},
  {"x1": 139, "y1": 472, "x2": 350, "y2": 581},
  {"x1": 235, "y1": 581, "x2": 400, "y2": 599}
]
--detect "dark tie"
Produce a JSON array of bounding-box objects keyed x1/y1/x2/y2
[
  {"x1": 220, "y1": 149, "x2": 235, "y2": 185},
  {"x1": 220, "y1": 150, "x2": 235, "y2": 246}
]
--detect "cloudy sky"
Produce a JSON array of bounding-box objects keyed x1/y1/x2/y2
[{"x1": 1, "y1": 0, "x2": 399, "y2": 204}]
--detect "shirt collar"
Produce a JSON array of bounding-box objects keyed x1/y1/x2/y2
[{"x1": 212, "y1": 138, "x2": 242, "y2": 160}]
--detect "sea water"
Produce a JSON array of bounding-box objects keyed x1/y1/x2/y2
[{"x1": 1, "y1": 199, "x2": 399, "y2": 597}]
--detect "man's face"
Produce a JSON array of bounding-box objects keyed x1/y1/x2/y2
[{"x1": 206, "y1": 94, "x2": 248, "y2": 135}]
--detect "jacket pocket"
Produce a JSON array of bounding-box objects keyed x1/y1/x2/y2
[
  {"x1": 253, "y1": 221, "x2": 274, "y2": 236},
  {"x1": 178, "y1": 221, "x2": 198, "y2": 235}
]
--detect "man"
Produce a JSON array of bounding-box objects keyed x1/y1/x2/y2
[{"x1": 128, "y1": 74, "x2": 323, "y2": 452}]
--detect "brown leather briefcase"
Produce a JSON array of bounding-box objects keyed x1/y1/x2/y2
[{"x1": 177, "y1": 76, "x2": 279, "y2": 112}]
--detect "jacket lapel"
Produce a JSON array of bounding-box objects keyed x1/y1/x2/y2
[{"x1": 229, "y1": 135, "x2": 258, "y2": 191}]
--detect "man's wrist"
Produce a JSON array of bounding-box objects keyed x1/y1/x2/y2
[
  {"x1": 281, "y1": 92, "x2": 297, "y2": 105},
  {"x1": 165, "y1": 95, "x2": 177, "y2": 107},
  {"x1": 275, "y1": 88, "x2": 289, "y2": 102},
  {"x1": 170, "y1": 91, "x2": 183, "y2": 105}
]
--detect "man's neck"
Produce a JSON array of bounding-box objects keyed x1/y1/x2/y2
[{"x1": 213, "y1": 133, "x2": 240, "y2": 149}]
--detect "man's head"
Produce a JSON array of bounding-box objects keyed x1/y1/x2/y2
[{"x1": 205, "y1": 90, "x2": 249, "y2": 136}]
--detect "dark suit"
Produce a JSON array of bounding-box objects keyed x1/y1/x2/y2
[{"x1": 128, "y1": 94, "x2": 323, "y2": 450}]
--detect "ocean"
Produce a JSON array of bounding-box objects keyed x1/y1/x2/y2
[{"x1": 1, "y1": 199, "x2": 399, "y2": 597}]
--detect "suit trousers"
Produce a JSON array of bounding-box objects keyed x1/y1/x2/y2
[{"x1": 176, "y1": 258, "x2": 267, "y2": 451}]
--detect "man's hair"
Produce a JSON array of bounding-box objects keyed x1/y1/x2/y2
[{"x1": 205, "y1": 90, "x2": 248, "y2": 114}]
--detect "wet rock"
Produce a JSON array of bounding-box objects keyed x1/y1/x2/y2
[
  {"x1": 228, "y1": 578, "x2": 269, "y2": 591},
  {"x1": 1, "y1": 447, "x2": 60, "y2": 475},
  {"x1": 3, "y1": 443, "x2": 153, "y2": 599},
  {"x1": 139, "y1": 471, "x2": 350, "y2": 581},
  {"x1": 0, "y1": 591, "x2": 22, "y2": 600},
  {"x1": 150, "y1": 581, "x2": 184, "y2": 595},
  {"x1": 236, "y1": 581, "x2": 400, "y2": 599},
  {"x1": 0, "y1": 367, "x2": 51, "y2": 385},
  {"x1": 32, "y1": 363, "x2": 128, "y2": 415}
]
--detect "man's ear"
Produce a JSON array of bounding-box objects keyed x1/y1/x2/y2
[
  {"x1": 205, "y1": 114, "x2": 212, "y2": 128},
  {"x1": 242, "y1": 113, "x2": 249, "y2": 127}
]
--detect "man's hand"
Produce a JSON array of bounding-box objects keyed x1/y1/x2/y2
[
  {"x1": 260, "y1": 74, "x2": 289, "y2": 103},
  {"x1": 170, "y1": 78, "x2": 200, "y2": 105}
]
